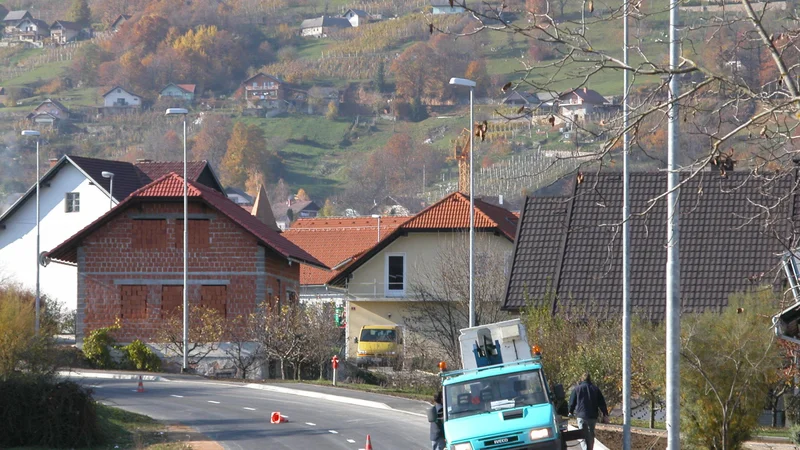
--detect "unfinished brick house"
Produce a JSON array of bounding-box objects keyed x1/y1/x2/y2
[{"x1": 47, "y1": 173, "x2": 327, "y2": 346}]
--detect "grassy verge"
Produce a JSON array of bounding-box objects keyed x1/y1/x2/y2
[
  {"x1": 302, "y1": 379, "x2": 434, "y2": 402},
  {"x1": 9, "y1": 403, "x2": 194, "y2": 450}
]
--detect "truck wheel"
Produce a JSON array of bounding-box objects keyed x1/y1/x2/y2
[{"x1": 560, "y1": 437, "x2": 567, "y2": 450}]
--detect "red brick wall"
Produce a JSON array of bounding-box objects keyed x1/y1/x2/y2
[{"x1": 78, "y1": 201, "x2": 301, "y2": 343}]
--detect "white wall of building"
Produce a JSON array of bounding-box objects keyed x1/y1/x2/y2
[
  {"x1": 0, "y1": 164, "x2": 114, "y2": 311},
  {"x1": 103, "y1": 88, "x2": 141, "y2": 107}
]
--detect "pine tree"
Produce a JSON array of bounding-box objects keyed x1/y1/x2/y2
[
  {"x1": 375, "y1": 61, "x2": 386, "y2": 93},
  {"x1": 319, "y1": 199, "x2": 335, "y2": 217},
  {"x1": 67, "y1": 0, "x2": 91, "y2": 24}
]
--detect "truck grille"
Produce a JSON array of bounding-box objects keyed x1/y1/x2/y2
[{"x1": 482, "y1": 434, "x2": 520, "y2": 448}]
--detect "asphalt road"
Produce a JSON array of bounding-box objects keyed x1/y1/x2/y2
[{"x1": 72, "y1": 375, "x2": 431, "y2": 450}]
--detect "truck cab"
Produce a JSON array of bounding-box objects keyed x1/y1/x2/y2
[
  {"x1": 354, "y1": 325, "x2": 402, "y2": 366},
  {"x1": 439, "y1": 319, "x2": 566, "y2": 450}
]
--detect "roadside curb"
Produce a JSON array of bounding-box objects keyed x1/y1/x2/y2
[
  {"x1": 245, "y1": 383, "x2": 393, "y2": 411},
  {"x1": 567, "y1": 424, "x2": 609, "y2": 450},
  {"x1": 57, "y1": 369, "x2": 166, "y2": 382}
]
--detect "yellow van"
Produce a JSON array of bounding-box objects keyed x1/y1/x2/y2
[{"x1": 355, "y1": 325, "x2": 402, "y2": 366}]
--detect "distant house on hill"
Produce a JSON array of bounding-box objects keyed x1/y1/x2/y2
[
  {"x1": 109, "y1": 14, "x2": 131, "y2": 32},
  {"x1": 27, "y1": 98, "x2": 70, "y2": 126},
  {"x1": 429, "y1": 0, "x2": 466, "y2": 14},
  {"x1": 272, "y1": 198, "x2": 321, "y2": 230},
  {"x1": 50, "y1": 20, "x2": 83, "y2": 44},
  {"x1": 159, "y1": 83, "x2": 196, "y2": 104},
  {"x1": 15, "y1": 17, "x2": 49, "y2": 42},
  {"x1": 3, "y1": 10, "x2": 31, "y2": 32},
  {"x1": 300, "y1": 16, "x2": 351, "y2": 38},
  {"x1": 0, "y1": 87, "x2": 6, "y2": 106},
  {"x1": 557, "y1": 87, "x2": 616, "y2": 122},
  {"x1": 225, "y1": 187, "x2": 253, "y2": 206},
  {"x1": 0, "y1": 6, "x2": 9, "y2": 23},
  {"x1": 501, "y1": 91, "x2": 539, "y2": 106},
  {"x1": 342, "y1": 9, "x2": 372, "y2": 27},
  {"x1": 306, "y1": 86, "x2": 342, "y2": 114},
  {"x1": 235, "y1": 73, "x2": 285, "y2": 110},
  {"x1": 101, "y1": 86, "x2": 142, "y2": 114}
]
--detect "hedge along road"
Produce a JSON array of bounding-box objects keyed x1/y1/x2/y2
[{"x1": 69, "y1": 374, "x2": 431, "y2": 450}]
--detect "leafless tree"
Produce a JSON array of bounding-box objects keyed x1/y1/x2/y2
[
  {"x1": 428, "y1": 0, "x2": 800, "y2": 234},
  {"x1": 155, "y1": 306, "x2": 225, "y2": 369},
  {"x1": 301, "y1": 302, "x2": 345, "y2": 380},
  {"x1": 255, "y1": 301, "x2": 307, "y2": 379},
  {"x1": 405, "y1": 233, "x2": 511, "y2": 368},
  {"x1": 222, "y1": 312, "x2": 267, "y2": 379}
]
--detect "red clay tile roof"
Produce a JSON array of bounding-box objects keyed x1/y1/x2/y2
[
  {"x1": 283, "y1": 216, "x2": 408, "y2": 285},
  {"x1": 401, "y1": 192, "x2": 518, "y2": 240},
  {"x1": 48, "y1": 173, "x2": 327, "y2": 270},
  {"x1": 176, "y1": 84, "x2": 196, "y2": 93}
]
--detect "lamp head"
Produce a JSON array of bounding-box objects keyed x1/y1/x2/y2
[
  {"x1": 371, "y1": 214, "x2": 380, "y2": 219},
  {"x1": 449, "y1": 77, "x2": 476, "y2": 88},
  {"x1": 101, "y1": 171, "x2": 114, "y2": 179},
  {"x1": 165, "y1": 108, "x2": 189, "y2": 116},
  {"x1": 21, "y1": 130, "x2": 41, "y2": 137}
]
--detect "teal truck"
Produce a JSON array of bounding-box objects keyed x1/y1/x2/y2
[{"x1": 436, "y1": 319, "x2": 583, "y2": 450}]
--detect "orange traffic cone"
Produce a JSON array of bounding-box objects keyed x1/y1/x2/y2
[
  {"x1": 270, "y1": 411, "x2": 288, "y2": 423},
  {"x1": 137, "y1": 375, "x2": 145, "y2": 393},
  {"x1": 365, "y1": 434, "x2": 373, "y2": 450}
]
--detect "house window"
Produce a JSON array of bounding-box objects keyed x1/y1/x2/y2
[
  {"x1": 65, "y1": 192, "x2": 80, "y2": 212},
  {"x1": 201, "y1": 285, "x2": 227, "y2": 317},
  {"x1": 120, "y1": 285, "x2": 147, "y2": 320},
  {"x1": 286, "y1": 288, "x2": 297, "y2": 304},
  {"x1": 161, "y1": 285, "x2": 182, "y2": 318},
  {"x1": 385, "y1": 253, "x2": 406, "y2": 296},
  {"x1": 132, "y1": 219, "x2": 167, "y2": 249}
]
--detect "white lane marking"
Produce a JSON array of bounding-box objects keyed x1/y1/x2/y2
[
  {"x1": 208, "y1": 400, "x2": 220, "y2": 404},
  {"x1": 328, "y1": 430, "x2": 338, "y2": 434},
  {"x1": 243, "y1": 407, "x2": 256, "y2": 411},
  {"x1": 305, "y1": 422, "x2": 316, "y2": 426},
  {"x1": 171, "y1": 395, "x2": 183, "y2": 398},
  {"x1": 347, "y1": 439, "x2": 356, "y2": 443},
  {"x1": 131, "y1": 390, "x2": 139, "y2": 392}
]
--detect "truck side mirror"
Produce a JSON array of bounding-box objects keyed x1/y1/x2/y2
[
  {"x1": 354, "y1": 337, "x2": 358, "y2": 343},
  {"x1": 553, "y1": 384, "x2": 565, "y2": 402}
]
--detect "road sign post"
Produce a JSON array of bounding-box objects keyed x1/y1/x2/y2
[{"x1": 331, "y1": 355, "x2": 339, "y2": 386}]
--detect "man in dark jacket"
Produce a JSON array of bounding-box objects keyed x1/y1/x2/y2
[
  {"x1": 429, "y1": 391, "x2": 446, "y2": 450},
  {"x1": 568, "y1": 372, "x2": 609, "y2": 450}
]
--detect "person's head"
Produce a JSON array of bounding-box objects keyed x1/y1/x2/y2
[
  {"x1": 434, "y1": 391, "x2": 443, "y2": 404},
  {"x1": 581, "y1": 372, "x2": 592, "y2": 384}
]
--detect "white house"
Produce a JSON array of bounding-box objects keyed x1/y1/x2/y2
[
  {"x1": 15, "y1": 18, "x2": 49, "y2": 42},
  {"x1": 300, "y1": 16, "x2": 351, "y2": 38},
  {"x1": 429, "y1": 0, "x2": 466, "y2": 14},
  {"x1": 342, "y1": 9, "x2": 371, "y2": 27},
  {"x1": 0, "y1": 155, "x2": 224, "y2": 311},
  {"x1": 102, "y1": 86, "x2": 142, "y2": 111}
]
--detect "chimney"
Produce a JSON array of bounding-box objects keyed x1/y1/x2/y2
[
  {"x1": 287, "y1": 195, "x2": 292, "y2": 206},
  {"x1": 49, "y1": 157, "x2": 58, "y2": 168},
  {"x1": 498, "y1": 194, "x2": 503, "y2": 205},
  {"x1": 583, "y1": 87, "x2": 588, "y2": 93}
]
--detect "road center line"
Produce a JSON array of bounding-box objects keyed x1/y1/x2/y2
[
  {"x1": 305, "y1": 422, "x2": 316, "y2": 426},
  {"x1": 208, "y1": 400, "x2": 220, "y2": 404},
  {"x1": 328, "y1": 430, "x2": 338, "y2": 434},
  {"x1": 171, "y1": 395, "x2": 183, "y2": 398},
  {"x1": 243, "y1": 407, "x2": 256, "y2": 411},
  {"x1": 347, "y1": 439, "x2": 356, "y2": 443}
]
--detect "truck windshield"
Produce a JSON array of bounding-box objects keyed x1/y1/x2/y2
[
  {"x1": 444, "y1": 369, "x2": 548, "y2": 420},
  {"x1": 359, "y1": 329, "x2": 396, "y2": 342}
]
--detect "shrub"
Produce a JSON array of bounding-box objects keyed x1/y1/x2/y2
[
  {"x1": 790, "y1": 424, "x2": 800, "y2": 445},
  {"x1": 83, "y1": 323, "x2": 120, "y2": 369},
  {"x1": 120, "y1": 340, "x2": 162, "y2": 372},
  {"x1": 786, "y1": 394, "x2": 800, "y2": 425},
  {"x1": 0, "y1": 374, "x2": 101, "y2": 448}
]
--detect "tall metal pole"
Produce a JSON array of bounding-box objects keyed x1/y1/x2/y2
[
  {"x1": 666, "y1": 0, "x2": 682, "y2": 445},
  {"x1": 35, "y1": 138, "x2": 41, "y2": 336},
  {"x1": 622, "y1": 0, "x2": 632, "y2": 446},
  {"x1": 109, "y1": 176, "x2": 113, "y2": 211},
  {"x1": 182, "y1": 117, "x2": 188, "y2": 373},
  {"x1": 469, "y1": 86, "x2": 475, "y2": 328}
]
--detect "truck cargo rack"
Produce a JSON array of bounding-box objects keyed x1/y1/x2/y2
[{"x1": 439, "y1": 356, "x2": 543, "y2": 380}]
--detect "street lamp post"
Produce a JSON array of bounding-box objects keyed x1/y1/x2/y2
[
  {"x1": 101, "y1": 171, "x2": 114, "y2": 211},
  {"x1": 449, "y1": 77, "x2": 476, "y2": 328},
  {"x1": 371, "y1": 214, "x2": 381, "y2": 242},
  {"x1": 165, "y1": 107, "x2": 189, "y2": 372},
  {"x1": 21, "y1": 129, "x2": 41, "y2": 335}
]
